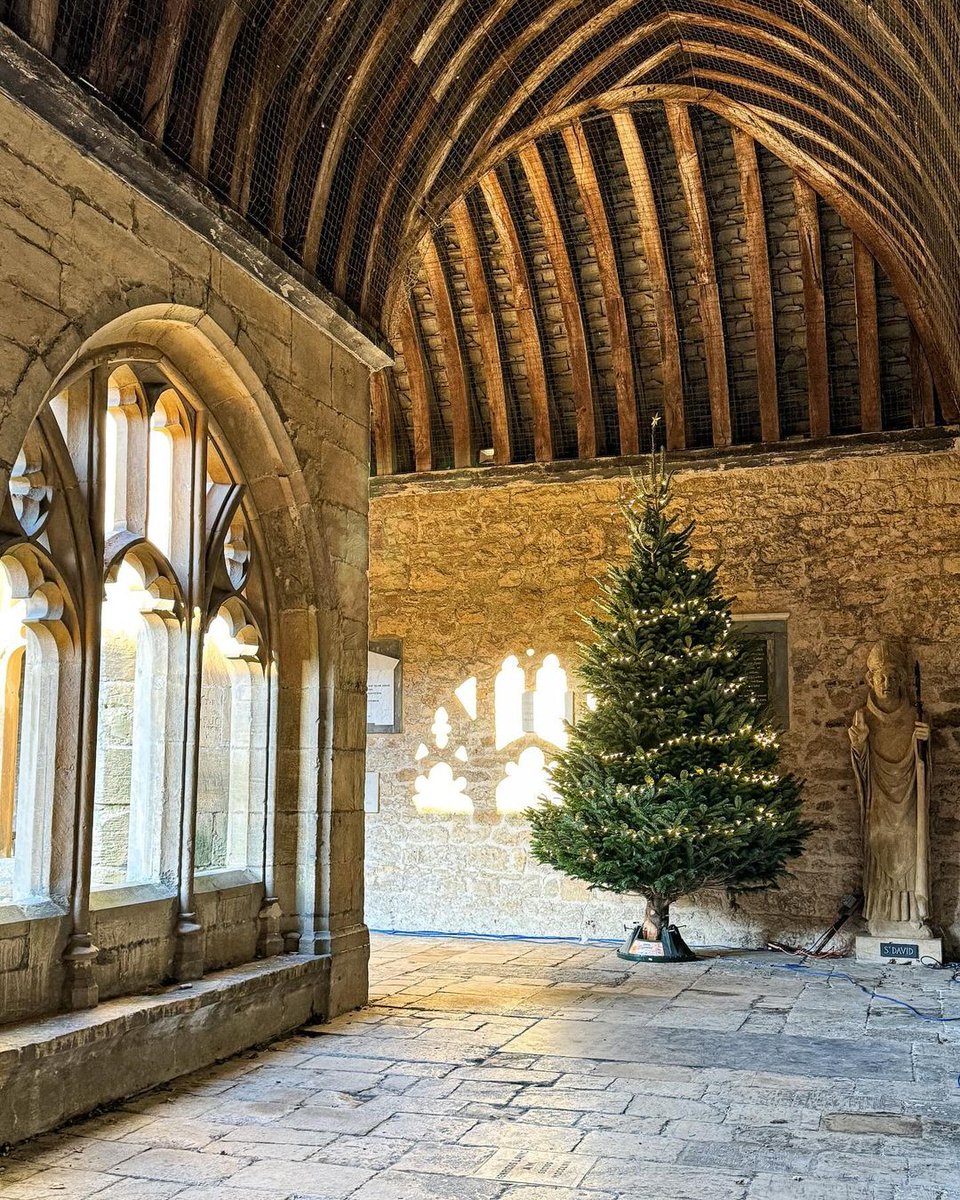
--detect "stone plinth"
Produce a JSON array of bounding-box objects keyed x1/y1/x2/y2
[{"x1": 855, "y1": 935, "x2": 943, "y2": 965}]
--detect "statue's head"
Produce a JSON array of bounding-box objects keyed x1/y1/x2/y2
[{"x1": 866, "y1": 639, "x2": 908, "y2": 711}]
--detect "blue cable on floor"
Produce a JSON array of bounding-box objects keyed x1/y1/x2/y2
[
  {"x1": 758, "y1": 960, "x2": 960, "y2": 1023},
  {"x1": 370, "y1": 927, "x2": 623, "y2": 946}
]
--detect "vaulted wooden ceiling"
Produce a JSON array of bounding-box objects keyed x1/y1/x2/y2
[
  {"x1": 5, "y1": 0, "x2": 959, "y2": 467},
  {"x1": 374, "y1": 101, "x2": 937, "y2": 475}
]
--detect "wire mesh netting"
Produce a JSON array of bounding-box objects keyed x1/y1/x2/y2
[{"x1": 4, "y1": 0, "x2": 955, "y2": 474}]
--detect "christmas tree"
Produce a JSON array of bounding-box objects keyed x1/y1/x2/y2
[{"x1": 527, "y1": 443, "x2": 811, "y2": 961}]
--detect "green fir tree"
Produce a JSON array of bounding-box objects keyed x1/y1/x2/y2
[{"x1": 528, "y1": 447, "x2": 811, "y2": 952}]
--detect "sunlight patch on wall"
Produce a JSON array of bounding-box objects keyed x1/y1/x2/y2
[
  {"x1": 495, "y1": 746, "x2": 558, "y2": 815},
  {"x1": 414, "y1": 762, "x2": 473, "y2": 814}
]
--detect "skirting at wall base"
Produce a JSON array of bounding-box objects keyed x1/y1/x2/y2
[{"x1": 0, "y1": 954, "x2": 332, "y2": 1147}]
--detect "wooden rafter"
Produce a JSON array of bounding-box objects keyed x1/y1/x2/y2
[
  {"x1": 142, "y1": 0, "x2": 192, "y2": 143},
  {"x1": 267, "y1": 0, "x2": 355, "y2": 240},
  {"x1": 478, "y1": 169, "x2": 553, "y2": 462},
  {"x1": 666, "y1": 103, "x2": 731, "y2": 447},
  {"x1": 228, "y1": 0, "x2": 303, "y2": 212},
  {"x1": 852, "y1": 236, "x2": 881, "y2": 434},
  {"x1": 611, "y1": 109, "x2": 685, "y2": 452},
  {"x1": 370, "y1": 369, "x2": 396, "y2": 476},
  {"x1": 517, "y1": 141, "x2": 597, "y2": 460},
  {"x1": 561, "y1": 122, "x2": 638, "y2": 456},
  {"x1": 396, "y1": 296, "x2": 432, "y2": 473},
  {"x1": 301, "y1": 3, "x2": 407, "y2": 272},
  {"x1": 421, "y1": 236, "x2": 473, "y2": 468},
  {"x1": 793, "y1": 176, "x2": 830, "y2": 439},
  {"x1": 448, "y1": 197, "x2": 512, "y2": 465},
  {"x1": 191, "y1": 2, "x2": 244, "y2": 177},
  {"x1": 731, "y1": 127, "x2": 779, "y2": 443},
  {"x1": 910, "y1": 326, "x2": 936, "y2": 428},
  {"x1": 18, "y1": 0, "x2": 58, "y2": 54},
  {"x1": 88, "y1": 0, "x2": 131, "y2": 92}
]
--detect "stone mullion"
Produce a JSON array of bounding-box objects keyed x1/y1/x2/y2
[
  {"x1": 173, "y1": 408, "x2": 208, "y2": 981},
  {"x1": 62, "y1": 366, "x2": 108, "y2": 1011},
  {"x1": 257, "y1": 653, "x2": 283, "y2": 957}
]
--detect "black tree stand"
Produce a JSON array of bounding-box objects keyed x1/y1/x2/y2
[{"x1": 618, "y1": 923, "x2": 698, "y2": 963}]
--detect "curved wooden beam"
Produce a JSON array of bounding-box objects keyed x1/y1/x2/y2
[
  {"x1": 517, "y1": 141, "x2": 597, "y2": 460},
  {"x1": 731, "y1": 126, "x2": 779, "y2": 443},
  {"x1": 421, "y1": 236, "x2": 473, "y2": 468},
  {"x1": 142, "y1": 0, "x2": 193, "y2": 143},
  {"x1": 448, "y1": 198, "x2": 512, "y2": 464},
  {"x1": 16, "y1": 0, "x2": 58, "y2": 54},
  {"x1": 478, "y1": 169, "x2": 554, "y2": 462},
  {"x1": 612, "y1": 109, "x2": 685, "y2": 452},
  {"x1": 396, "y1": 295, "x2": 433, "y2": 473},
  {"x1": 666, "y1": 103, "x2": 731, "y2": 447},
  {"x1": 190, "y1": 1, "x2": 244, "y2": 177},
  {"x1": 266, "y1": 0, "x2": 358, "y2": 241},
  {"x1": 793, "y1": 175, "x2": 830, "y2": 440},
  {"x1": 301, "y1": 3, "x2": 407, "y2": 273},
  {"x1": 332, "y1": 55, "x2": 416, "y2": 298},
  {"x1": 370, "y1": 369, "x2": 396, "y2": 476},
  {"x1": 561, "y1": 122, "x2": 638, "y2": 456},
  {"x1": 227, "y1": 0, "x2": 303, "y2": 212},
  {"x1": 852, "y1": 236, "x2": 881, "y2": 434},
  {"x1": 910, "y1": 326, "x2": 936, "y2": 428},
  {"x1": 88, "y1": 0, "x2": 131, "y2": 92}
]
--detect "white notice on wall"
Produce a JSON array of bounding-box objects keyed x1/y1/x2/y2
[{"x1": 367, "y1": 650, "x2": 400, "y2": 727}]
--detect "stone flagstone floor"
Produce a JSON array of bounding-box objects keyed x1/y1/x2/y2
[{"x1": 3, "y1": 933, "x2": 960, "y2": 1199}]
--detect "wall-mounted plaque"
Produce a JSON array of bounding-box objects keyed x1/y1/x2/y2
[{"x1": 367, "y1": 639, "x2": 402, "y2": 733}]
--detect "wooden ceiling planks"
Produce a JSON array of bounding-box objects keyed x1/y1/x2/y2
[
  {"x1": 396, "y1": 297, "x2": 433, "y2": 473},
  {"x1": 378, "y1": 101, "x2": 935, "y2": 474}
]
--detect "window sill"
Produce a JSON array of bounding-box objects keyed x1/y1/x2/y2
[
  {"x1": 90, "y1": 881, "x2": 176, "y2": 913},
  {"x1": 194, "y1": 868, "x2": 261, "y2": 895},
  {"x1": 0, "y1": 898, "x2": 67, "y2": 930}
]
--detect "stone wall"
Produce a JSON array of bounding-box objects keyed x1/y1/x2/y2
[
  {"x1": 0, "y1": 44, "x2": 379, "y2": 1028},
  {"x1": 367, "y1": 435, "x2": 960, "y2": 951}
]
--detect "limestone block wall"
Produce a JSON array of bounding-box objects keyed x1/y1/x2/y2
[
  {"x1": 367, "y1": 436, "x2": 960, "y2": 950},
  {"x1": 0, "y1": 63, "x2": 377, "y2": 1022}
]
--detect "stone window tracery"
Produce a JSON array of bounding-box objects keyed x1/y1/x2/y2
[{"x1": 1, "y1": 360, "x2": 276, "y2": 921}]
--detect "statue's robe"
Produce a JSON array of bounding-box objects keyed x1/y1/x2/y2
[{"x1": 850, "y1": 697, "x2": 930, "y2": 933}]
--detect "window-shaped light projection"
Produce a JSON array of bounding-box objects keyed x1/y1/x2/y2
[
  {"x1": 197, "y1": 598, "x2": 268, "y2": 873},
  {"x1": 495, "y1": 746, "x2": 558, "y2": 815},
  {"x1": 533, "y1": 654, "x2": 570, "y2": 749},
  {"x1": 495, "y1": 655, "x2": 525, "y2": 749},
  {"x1": 431, "y1": 705, "x2": 452, "y2": 750},
  {"x1": 495, "y1": 652, "x2": 572, "y2": 751},
  {"x1": 414, "y1": 762, "x2": 473, "y2": 814}
]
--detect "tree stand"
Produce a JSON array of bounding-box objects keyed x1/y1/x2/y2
[{"x1": 618, "y1": 922, "x2": 698, "y2": 963}]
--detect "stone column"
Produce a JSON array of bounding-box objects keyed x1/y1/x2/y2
[
  {"x1": 172, "y1": 409, "x2": 207, "y2": 981},
  {"x1": 257, "y1": 657, "x2": 284, "y2": 957},
  {"x1": 62, "y1": 368, "x2": 107, "y2": 1011}
]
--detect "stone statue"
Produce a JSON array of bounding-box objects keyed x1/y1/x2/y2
[{"x1": 848, "y1": 640, "x2": 931, "y2": 938}]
